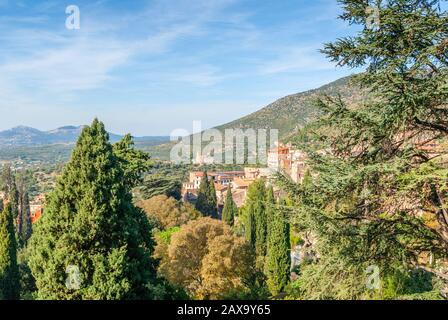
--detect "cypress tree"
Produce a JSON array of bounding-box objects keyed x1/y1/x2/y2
[
  {"x1": 9, "y1": 182, "x2": 20, "y2": 245},
  {"x1": 208, "y1": 177, "x2": 218, "y2": 217},
  {"x1": 1, "y1": 165, "x2": 14, "y2": 194},
  {"x1": 28, "y1": 119, "x2": 158, "y2": 300},
  {"x1": 266, "y1": 199, "x2": 290, "y2": 296},
  {"x1": 196, "y1": 172, "x2": 209, "y2": 216},
  {"x1": 222, "y1": 186, "x2": 237, "y2": 226},
  {"x1": 17, "y1": 178, "x2": 32, "y2": 246},
  {"x1": 245, "y1": 208, "x2": 256, "y2": 249},
  {"x1": 245, "y1": 180, "x2": 267, "y2": 264},
  {"x1": 195, "y1": 172, "x2": 217, "y2": 217},
  {"x1": 0, "y1": 204, "x2": 20, "y2": 300},
  {"x1": 265, "y1": 186, "x2": 275, "y2": 239},
  {"x1": 254, "y1": 181, "x2": 267, "y2": 261},
  {"x1": 1, "y1": 166, "x2": 21, "y2": 243}
]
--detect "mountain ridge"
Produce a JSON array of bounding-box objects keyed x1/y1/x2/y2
[
  {"x1": 146, "y1": 75, "x2": 364, "y2": 159},
  {"x1": 0, "y1": 75, "x2": 364, "y2": 162},
  {"x1": 0, "y1": 125, "x2": 169, "y2": 148},
  {"x1": 215, "y1": 75, "x2": 362, "y2": 138}
]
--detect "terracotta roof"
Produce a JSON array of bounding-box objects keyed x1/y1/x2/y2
[
  {"x1": 214, "y1": 183, "x2": 229, "y2": 192},
  {"x1": 233, "y1": 178, "x2": 255, "y2": 188}
]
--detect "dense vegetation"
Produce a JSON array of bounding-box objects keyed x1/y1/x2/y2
[
  {"x1": 0, "y1": 0, "x2": 447, "y2": 301},
  {"x1": 27, "y1": 120, "x2": 161, "y2": 299},
  {"x1": 281, "y1": 0, "x2": 448, "y2": 300}
]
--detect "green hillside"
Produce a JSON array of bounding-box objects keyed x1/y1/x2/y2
[
  {"x1": 216, "y1": 76, "x2": 362, "y2": 138},
  {"x1": 147, "y1": 75, "x2": 363, "y2": 159}
]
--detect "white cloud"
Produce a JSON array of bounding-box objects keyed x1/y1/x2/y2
[
  {"x1": 0, "y1": 0, "x2": 240, "y2": 99},
  {"x1": 258, "y1": 46, "x2": 335, "y2": 75},
  {"x1": 0, "y1": 0, "x2": 355, "y2": 134}
]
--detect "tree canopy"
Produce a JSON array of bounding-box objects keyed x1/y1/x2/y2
[
  {"x1": 28, "y1": 119, "x2": 159, "y2": 300},
  {"x1": 282, "y1": 0, "x2": 448, "y2": 299}
]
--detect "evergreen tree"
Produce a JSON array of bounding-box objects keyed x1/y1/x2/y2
[
  {"x1": 207, "y1": 177, "x2": 218, "y2": 217},
  {"x1": 282, "y1": 0, "x2": 448, "y2": 298},
  {"x1": 28, "y1": 119, "x2": 158, "y2": 300},
  {"x1": 245, "y1": 180, "x2": 267, "y2": 265},
  {"x1": 1, "y1": 164, "x2": 14, "y2": 194},
  {"x1": 222, "y1": 186, "x2": 237, "y2": 226},
  {"x1": 9, "y1": 182, "x2": 20, "y2": 243},
  {"x1": 265, "y1": 186, "x2": 276, "y2": 239},
  {"x1": 196, "y1": 172, "x2": 210, "y2": 216},
  {"x1": 301, "y1": 169, "x2": 312, "y2": 187},
  {"x1": 245, "y1": 208, "x2": 256, "y2": 249},
  {"x1": 254, "y1": 181, "x2": 267, "y2": 262},
  {"x1": 0, "y1": 204, "x2": 20, "y2": 300},
  {"x1": 266, "y1": 199, "x2": 290, "y2": 296},
  {"x1": 112, "y1": 133, "x2": 152, "y2": 189},
  {"x1": 1, "y1": 166, "x2": 20, "y2": 243},
  {"x1": 195, "y1": 172, "x2": 217, "y2": 217},
  {"x1": 17, "y1": 178, "x2": 32, "y2": 246}
]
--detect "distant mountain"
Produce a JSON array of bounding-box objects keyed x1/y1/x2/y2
[
  {"x1": 0, "y1": 125, "x2": 169, "y2": 148},
  {"x1": 147, "y1": 75, "x2": 366, "y2": 159}
]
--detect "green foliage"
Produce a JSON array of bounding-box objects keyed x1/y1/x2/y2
[
  {"x1": 282, "y1": 0, "x2": 448, "y2": 299},
  {"x1": 1, "y1": 166, "x2": 33, "y2": 248},
  {"x1": 244, "y1": 205, "x2": 256, "y2": 249},
  {"x1": 113, "y1": 134, "x2": 153, "y2": 189},
  {"x1": 155, "y1": 227, "x2": 181, "y2": 245},
  {"x1": 27, "y1": 119, "x2": 159, "y2": 300},
  {"x1": 0, "y1": 204, "x2": 20, "y2": 299},
  {"x1": 208, "y1": 178, "x2": 218, "y2": 216},
  {"x1": 222, "y1": 187, "x2": 238, "y2": 226},
  {"x1": 140, "y1": 175, "x2": 182, "y2": 200},
  {"x1": 265, "y1": 186, "x2": 275, "y2": 239},
  {"x1": 17, "y1": 247, "x2": 36, "y2": 300},
  {"x1": 195, "y1": 172, "x2": 217, "y2": 217},
  {"x1": 250, "y1": 180, "x2": 268, "y2": 264},
  {"x1": 17, "y1": 177, "x2": 32, "y2": 247},
  {"x1": 266, "y1": 199, "x2": 291, "y2": 296}
]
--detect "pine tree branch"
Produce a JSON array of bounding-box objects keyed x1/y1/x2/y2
[{"x1": 417, "y1": 265, "x2": 448, "y2": 281}]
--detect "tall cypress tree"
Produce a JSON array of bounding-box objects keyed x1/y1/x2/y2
[
  {"x1": 208, "y1": 177, "x2": 218, "y2": 217},
  {"x1": 245, "y1": 179, "x2": 267, "y2": 265},
  {"x1": 9, "y1": 182, "x2": 21, "y2": 248},
  {"x1": 195, "y1": 172, "x2": 217, "y2": 217},
  {"x1": 245, "y1": 207, "x2": 256, "y2": 249},
  {"x1": 265, "y1": 186, "x2": 276, "y2": 240},
  {"x1": 0, "y1": 169, "x2": 34, "y2": 247},
  {"x1": 1, "y1": 165, "x2": 14, "y2": 194},
  {"x1": 254, "y1": 181, "x2": 267, "y2": 262},
  {"x1": 17, "y1": 177, "x2": 32, "y2": 246},
  {"x1": 266, "y1": 199, "x2": 291, "y2": 296},
  {"x1": 196, "y1": 171, "x2": 209, "y2": 216},
  {"x1": 28, "y1": 119, "x2": 158, "y2": 300},
  {"x1": 222, "y1": 186, "x2": 237, "y2": 226},
  {"x1": 0, "y1": 204, "x2": 20, "y2": 300},
  {"x1": 1, "y1": 166, "x2": 20, "y2": 243}
]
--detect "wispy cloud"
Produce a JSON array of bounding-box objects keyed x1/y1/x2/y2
[
  {"x1": 0, "y1": 0, "x2": 356, "y2": 134},
  {"x1": 258, "y1": 46, "x2": 335, "y2": 75}
]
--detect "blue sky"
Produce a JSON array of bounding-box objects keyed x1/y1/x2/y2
[{"x1": 0, "y1": 0, "x2": 359, "y2": 135}]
